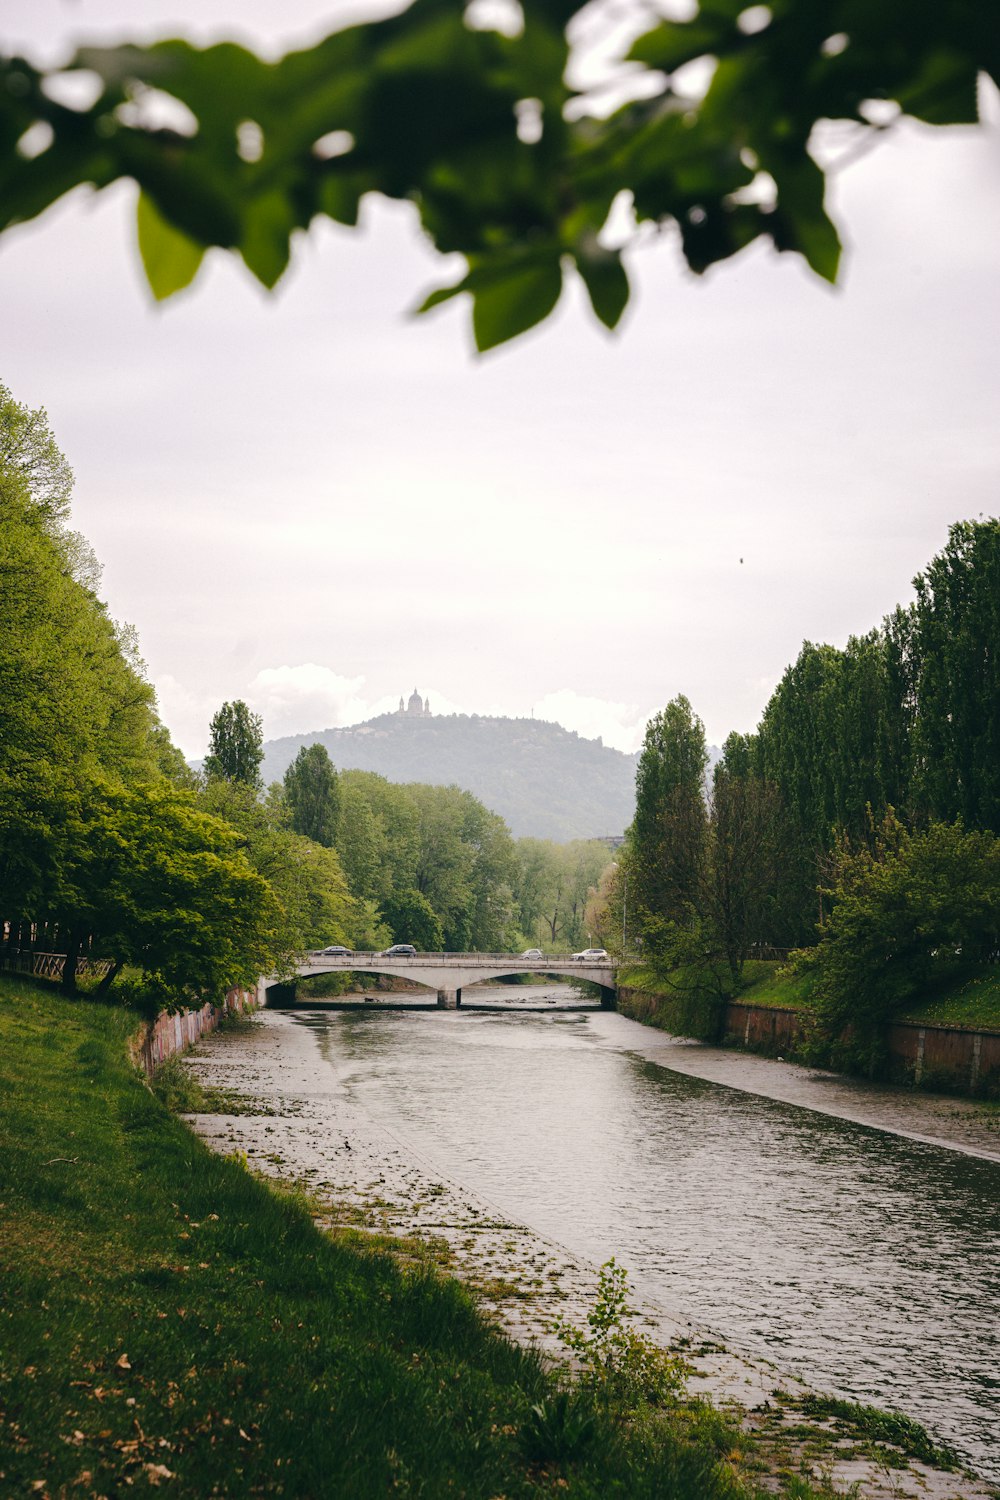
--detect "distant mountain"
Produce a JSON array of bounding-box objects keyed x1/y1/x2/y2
[{"x1": 259, "y1": 713, "x2": 639, "y2": 841}]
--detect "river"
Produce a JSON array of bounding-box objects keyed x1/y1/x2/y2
[{"x1": 292, "y1": 985, "x2": 1000, "y2": 1481}]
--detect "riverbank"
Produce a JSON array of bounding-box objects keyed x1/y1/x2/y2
[
  {"x1": 0, "y1": 975, "x2": 759, "y2": 1499},
  {"x1": 590, "y1": 1010, "x2": 1000, "y2": 1161},
  {"x1": 618, "y1": 963, "x2": 1000, "y2": 1100},
  {"x1": 181, "y1": 1004, "x2": 996, "y2": 1499}
]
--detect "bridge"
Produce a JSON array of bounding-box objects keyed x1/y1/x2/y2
[{"x1": 271, "y1": 951, "x2": 619, "y2": 1008}]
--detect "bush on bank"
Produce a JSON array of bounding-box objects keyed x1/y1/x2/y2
[{"x1": 1, "y1": 974, "x2": 804, "y2": 1500}]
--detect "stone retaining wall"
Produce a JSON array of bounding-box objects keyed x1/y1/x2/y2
[
  {"x1": 885, "y1": 1019, "x2": 1000, "y2": 1096},
  {"x1": 724, "y1": 1002, "x2": 802, "y2": 1053},
  {"x1": 721, "y1": 1000, "x2": 1000, "y2": 1097},
  {"x1": 132, "y1": 983, "x2": 261, "y2": 1075},
  {"x1": 622, "y1": 987, "x2": 1000, "y2": 1098}
]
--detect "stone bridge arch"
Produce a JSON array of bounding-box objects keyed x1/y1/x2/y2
[{"x1": 263, "y1": 952, "x2": 618, "y2": 1008}]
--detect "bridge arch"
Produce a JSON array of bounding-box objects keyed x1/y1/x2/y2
[{"x1": 265, "y1": 952, "x2": 618, "y2": 1008}]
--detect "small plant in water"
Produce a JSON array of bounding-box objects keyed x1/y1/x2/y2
[{"x1": 551, "y1": 1258, "x2": 688, "y2": 1411}]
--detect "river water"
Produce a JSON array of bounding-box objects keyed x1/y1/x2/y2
[{"x1": 299, "y1": 986, "x2": 1000, "y2": 1480}]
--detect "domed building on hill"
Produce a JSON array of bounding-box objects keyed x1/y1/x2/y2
[{"x1": 397, "y1": 687, "x2": 431, "y2": 718}]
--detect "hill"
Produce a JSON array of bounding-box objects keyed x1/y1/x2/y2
[{"x1": 259, "y1": 713, "x2": 638, "y2": 841}]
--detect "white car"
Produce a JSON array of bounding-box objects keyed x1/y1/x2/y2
[
  {"x1": 520, "y1": 948, "x2": 544, "y2": 959},
  {"x1": 572, "y1": 948, "x2": 608, "y2": 960}
]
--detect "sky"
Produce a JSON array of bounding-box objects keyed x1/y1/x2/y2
[{"x1": 4, "y1": 1, "x2": 999, "y2": 758}]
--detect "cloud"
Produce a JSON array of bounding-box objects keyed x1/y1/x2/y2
[
  {"x1": 531, "y1": 690, "x2": 650, "y2": 753},
  {"x1": 246, "y1": 664, "x2": 370, "y2": 739},
  {"x1": 153, "y1": 673, "x2": 209, "y2": 759}
]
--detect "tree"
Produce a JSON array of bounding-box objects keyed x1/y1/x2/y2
[
  {"x1": 381, "y1": 888, "x2": 444, "y2": 951},
  {"x1": 48, "y1": 776, "x2": 282, "y2": 995},
  {"x1": 203, "y1": 700, "x2": 264, "y2": 790},
  {"x1": 0, "y1": 379, "x2": 73, "y2": 536},
  {"x1": 198, "y1": 777, "x2": 358, "y2": 957},
  {"x1": 910, "y1": 520, "x2": 1000, "y2": 832},
  {"x1": 707, "y1": 753, "x2": 787, "y2": 981},
  {"x1": 630, "y1": 696, "x2": 708, "y2": 943},
  {"x1": 1, "y1": 1, "x2": 993, "y2": 349},
  {"x1": 336, "y1": 778, "x2": 393, "y2": 904},
  {"x1": 0, "y1": 503, "x2": 158, "y2": 931},
  {"x1": 283, "y1": 743, "x2": 341, "y2": 847},
  {"x1": 811, "y1": 815, "x2": 1000, "y2": 1069}
]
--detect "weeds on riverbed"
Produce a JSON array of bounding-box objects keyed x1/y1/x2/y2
[
  {"x1": 150, "y1": 1054, "x2": 274, "y2": 1115},
  {"x1": 788, "y1": 1393, "x2": 960, "y2": 1469}
]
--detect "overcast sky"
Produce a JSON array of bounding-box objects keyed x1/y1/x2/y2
[{"x1": 4, "y1": 1, "x2": 999, "y2": 758}]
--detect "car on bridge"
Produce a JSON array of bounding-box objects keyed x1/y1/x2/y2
[
  {"x1": 520, "y1": 948, "x2": 544, "y2": 959},
  {"x1": 572, "y1": 947, "x2": 608, "y2": 960},
  {"x1": 381, "y1": 943, "x2": 417, "y2": 957},
  {"x1": 316, "y1": 945, "x2": 353, "y2": 957}
]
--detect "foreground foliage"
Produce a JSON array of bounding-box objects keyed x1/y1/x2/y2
[
  {"x1": 2, "y1": 1, "x2": 995, "y2": 348},
  {"x1": 0, "y1": 976, "x2": 768, "y2": 1498}
]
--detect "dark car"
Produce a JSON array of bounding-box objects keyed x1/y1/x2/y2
[
  {"x1": 317, "y1": 944, "x2": 352, "y2": 957},
  {"x1": 381, "y1": 943, "x2": 417, "y2": 958}
]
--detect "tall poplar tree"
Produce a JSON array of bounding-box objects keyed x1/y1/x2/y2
[
  {"x1": 204, "y1": 701, "x2": 264, "y2": 790},
  {"x1": 629, "y1": 695, "x2": 708, "y2": 941},
  {"x1": 283, "y1": 744, "x2": 340, "y2": 847},
  {"x1": 911, "y1": 519, "x2": 1000, "y2": 832}
]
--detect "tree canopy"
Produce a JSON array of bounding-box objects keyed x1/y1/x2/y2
[
  {"x1": 624, "y1": 519, "x2": 1000, "y2": 978},
  {"x1": 283, "y1": 742, "x2": 341, "y2": 848},
  {"x1": 204, "y1": 699, "x2": 265, "y2": 789},
  {"x1": 2, "y1": 0, "x2": 994, "y2": 348}
]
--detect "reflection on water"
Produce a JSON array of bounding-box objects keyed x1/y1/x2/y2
[{"x1": 302, "y1": 988, "x2": 1000, "y2": 1478}]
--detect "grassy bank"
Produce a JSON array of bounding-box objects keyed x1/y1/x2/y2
[
  {"x1": 617, "y1": 961, "x2": 806, "y2": 1041},
  {"x1": 620, "y1": 960, "x2": 1000, "y2": 1038},
  {"x1": 0, "y1": 973, "x2": 795, "y2": 1499}
]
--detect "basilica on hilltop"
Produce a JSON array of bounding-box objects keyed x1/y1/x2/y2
[{"x1": 397, "y1": 687, "x2": 431, "y2": 718}]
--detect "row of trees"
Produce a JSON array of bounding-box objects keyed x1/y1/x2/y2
[
  {"x1": 0, "y1": 380, "x2": 284, "y2": 998},
  {"x1": 616, "y1": 519, "x2": 1000, "y2": 1050}
]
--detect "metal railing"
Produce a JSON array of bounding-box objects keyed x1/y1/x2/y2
[{"x1": 0, "y1": 950, "x2": 115, "y2": 982}]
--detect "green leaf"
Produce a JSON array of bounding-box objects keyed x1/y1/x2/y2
[
  {"x1": 574, "y1": 245, "x2": 629, "y2": 330},
  {"x1": 895, "y1": 50, "x2": 979, "y2": 126},
  {"x1": 136, "y1": 191, "x2": 205, "y2": 300},
  {"x1": 471, "y1": 258, "x2": 562, "y2": 351},
  {"x1": 627, "y1": 14, "x2": 737, "y2": 74},
  {"x1": 767, "y1": 155, "x2": 841, "y2": 283},
  {"x1": 415, "y1": 278, "x2": 470, "y2": 314},
  {"x1": 238, "y1": 190, "x2": 295, "y2": 288}
]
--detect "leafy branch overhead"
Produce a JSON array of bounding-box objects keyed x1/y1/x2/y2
[{"x1": 1, "y1": 0, "x2": 994, "y2": 348}]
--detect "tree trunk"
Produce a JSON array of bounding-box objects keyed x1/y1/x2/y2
[
  {"x1": 97, "y1": 960, "x2": 122, "y2": 995},
  {"x1": 61, "y1": 930, "x2": 81, "y2": 995}
]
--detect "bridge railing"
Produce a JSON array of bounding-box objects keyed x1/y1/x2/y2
[{"x1": 301, "y1": 951, "x2": 615, "y2": 964}]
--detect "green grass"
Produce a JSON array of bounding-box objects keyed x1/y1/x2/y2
[
  {"x1": 899, "y1": 965, "x2": 1000, "y2": 1031},
  {"x1": 1, "y1": 972, "x2": 824, "y2": 1499},
  {"x1": 785, "y1": 1395, "x2": 959, "y2": 1470},
  {"x1": 736, "y1": 965, "x2": 818, "y2": 1013},
  {"x1": 623, "y1": 957, "x2": 1000, "y2": 1034},
  {"x1": 617, "y1": 961, "x2": 815, "y2": 1041}
]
